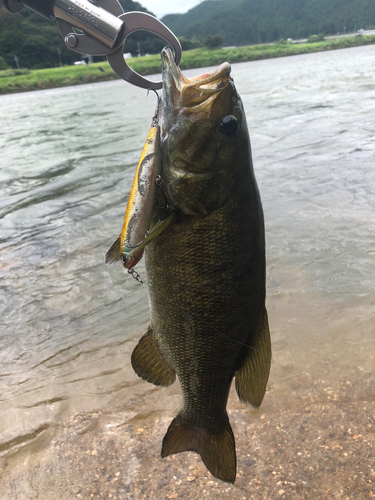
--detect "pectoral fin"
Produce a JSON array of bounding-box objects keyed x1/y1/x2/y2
[
  {"x1": 131, "y1": 327, "x2": 176, "y2": 387},
  {"x1": 235, "y1": 310, "x2": 271, "y2": 409}
]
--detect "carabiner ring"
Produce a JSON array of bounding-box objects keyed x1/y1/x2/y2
[{"x1": 107, "y1": 12, "x2": 182, "y2": 90}]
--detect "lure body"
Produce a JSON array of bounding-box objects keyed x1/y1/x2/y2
[
  {"x1": 121, "y1": 116, "x2": 161, "y2": 268},
  {"x1": 105, "y1": 113, "x2": 177, "y2": 268}
]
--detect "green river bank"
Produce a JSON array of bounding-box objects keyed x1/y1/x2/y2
[{"x1": 1, "y1": 34, "x2": 374, "y2": 95}]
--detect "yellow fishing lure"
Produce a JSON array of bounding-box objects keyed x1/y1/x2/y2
[{"x1": 106, "y1": 103, "x2": 176, "y2": 269}]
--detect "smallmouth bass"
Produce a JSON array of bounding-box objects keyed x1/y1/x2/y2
[{"x1": 109, "y1": 47, "x2": 271, "y2": 483}]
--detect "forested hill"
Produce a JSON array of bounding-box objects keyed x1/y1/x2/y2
[
  {"x1": 1, "y1": 0, "x2": 375, "y2": 70},
  {"x1": 162, "y1": 0, "x2": 375, "y2": 46}
]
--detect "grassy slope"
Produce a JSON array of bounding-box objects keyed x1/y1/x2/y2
[{"x1": 1, "y1": 35, "x2": 374, "y2": 95}]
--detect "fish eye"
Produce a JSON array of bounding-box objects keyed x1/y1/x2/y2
[{"x1": 219, "y1": 115, "x2": 239, "y2": 137}]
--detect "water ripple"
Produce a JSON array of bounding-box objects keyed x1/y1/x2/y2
[{"x1": 0, "y1": 46, "x2": 374, "y2": 462}]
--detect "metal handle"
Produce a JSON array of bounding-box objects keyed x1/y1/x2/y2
[{"x1": 54, "y1": 0, "x2": 124, "y2": 49}]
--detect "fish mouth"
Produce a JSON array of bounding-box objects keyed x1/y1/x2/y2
[{"x1": 161, "y1": 47, "x2": 231, "y2": 109}]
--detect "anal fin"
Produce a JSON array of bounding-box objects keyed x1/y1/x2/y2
[
  {"x1": 131, "y1": 327, "x2": 176, "y2": 387},
  {"x1": 235, "y1": 309, "x2": 271, "y2": 409},
  {"x1": 161, "y1": 414, "x2": 236, "y2": 484}
]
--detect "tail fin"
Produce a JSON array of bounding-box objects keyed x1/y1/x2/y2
[{"x1": 161, "y1": 414, "x2": 236, "y2": 483}]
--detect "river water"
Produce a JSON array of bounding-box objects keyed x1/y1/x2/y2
[{"x1": 0, "y1": 45, "x2": 374, "y2": 499}]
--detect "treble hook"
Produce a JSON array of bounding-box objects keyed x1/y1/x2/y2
[
  {"x1": 155, "y1": 175, "x2": 179, "y2": 212},
  {"x1": 147, "y1": 89, "x2": 161, "y2": 121}
]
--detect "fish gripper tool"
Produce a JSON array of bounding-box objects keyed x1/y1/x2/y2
[{"x1": 4, "y1": 0, "x2": 182, "y2": 89}]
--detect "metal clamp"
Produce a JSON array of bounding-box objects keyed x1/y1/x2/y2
[
  {"x1": 106, "y1": 12, "x2": 182, "y2": 90},
  {"x1": 55, "y1": 1, "x2": 182, "y2": 89}
]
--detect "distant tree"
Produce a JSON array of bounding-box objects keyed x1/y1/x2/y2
[
  {"x1": 321, "y1": 22, "x2": 337, "y2": 35},
  {"x1": 204, "y1": 34, "x2": 223, "y2": 49},
  {"x1": 0, "y1": 55, "x2": 8, "y2": 70},
  {"x1": 277, "y1": 38, "x2": 293, "y2": 45},
  {"x1": 0, "y1": 6, "x2": 77, "y2": 68},
  {"x1": 178, "y1": 36, "x2": 201, "y2": 50},
  {"x1": 308, "y1": 33, "x2": 325, "y2": 43},
  {"x1": 190, "y1": 37, "x2": 202, "y2": 48}
]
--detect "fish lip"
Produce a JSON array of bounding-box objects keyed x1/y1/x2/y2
[
  {"x1": 161, "y1": 47, "x2": 232, "y2": 109},
  {"x1": 188, "y1": 62, "x2": 232, "y2": 88},
  {"x1": 161, "y1": 46, "x2": 189, "y2": 91},
  {"x1": 161, "y1": 47, "x2": 231, "y2": 88}
]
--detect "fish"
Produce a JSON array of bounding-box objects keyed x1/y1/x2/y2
[{"x1": 111, "y1": 47, "x2": 271, "y2": 484}]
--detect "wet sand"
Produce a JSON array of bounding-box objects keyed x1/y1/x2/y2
[{"x1": 1, "y1": 337, "x2": 374, "y2": 500}]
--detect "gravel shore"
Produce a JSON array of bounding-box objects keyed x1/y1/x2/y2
[{"x1": 1, "y1": 365, "x2": 374, "y2": 500}]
